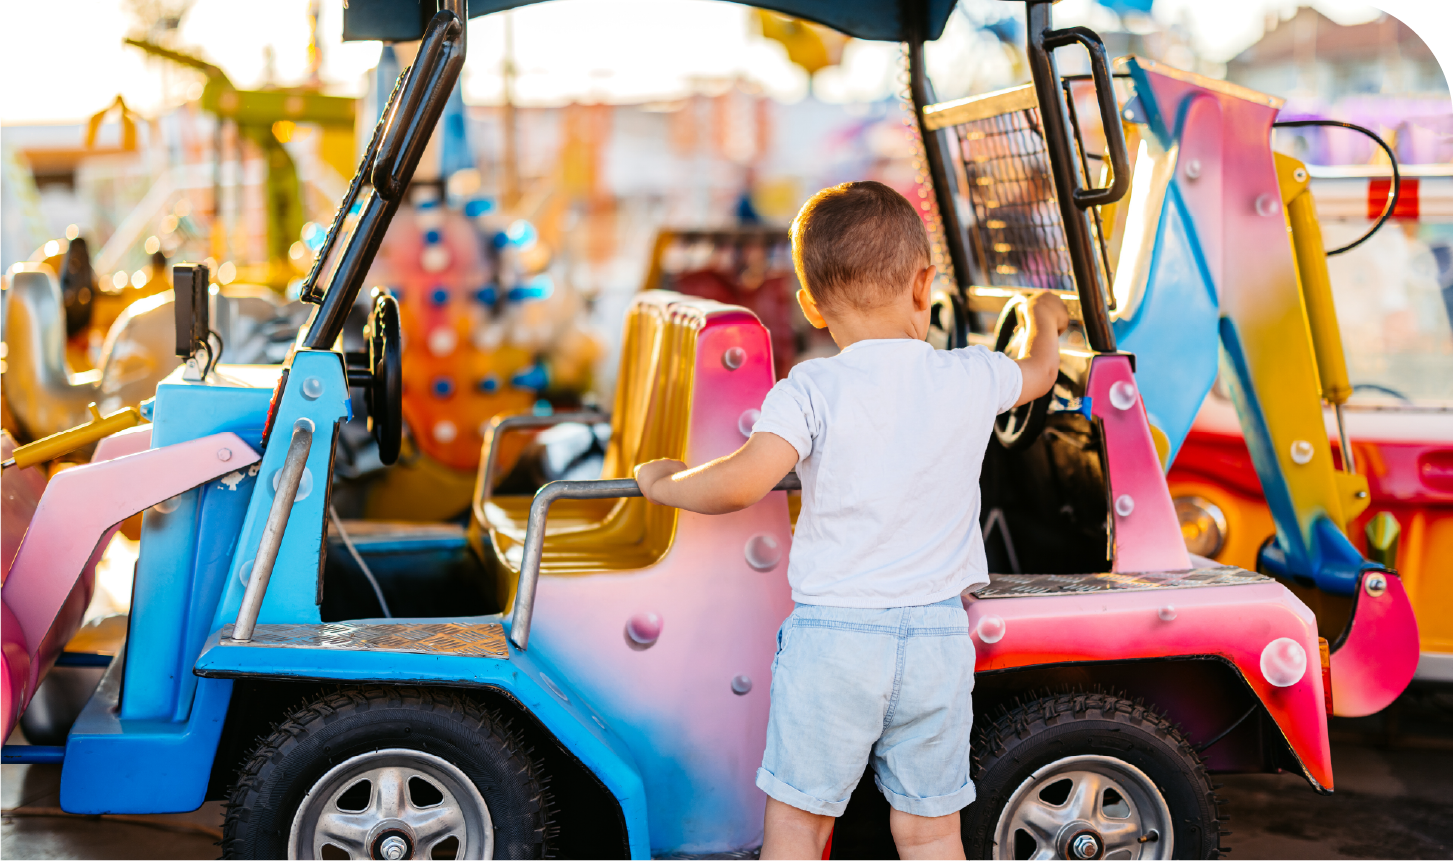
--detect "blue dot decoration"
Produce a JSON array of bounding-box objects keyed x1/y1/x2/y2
[
  {"x1": 477, "y1": 375, "x2": 500, "y2": 394},
  {"x1": 506, "y1": 274, "x2": 554, "y2": 304},
  {"x1": 511, "y1": 362, "x2": 549, "y2": 393},
  {"x1": 424, "y1": 229, "x2": 442, "y2": 245},
  {"x1": 474, "y1": 285, "x2": 498, "y2": 307},
  {"x1": 464, "y1": 198, "x2": 494, "y2": 217},
  {"x1": 430, "y1": 287, "x2": 449, "y2": 306},
  {"x1": 431, "y1": 376, "x2": 455, "y2": 398}
]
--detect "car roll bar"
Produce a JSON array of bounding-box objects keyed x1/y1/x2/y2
[
  {"x1": 301, "y1": 2, "x2": 466, "y2": 350},
  {"x1": 1022, "y1": 0, "x2": 1130, "y2": 353},
  {"x1": 230, "y1": 419, "x2": 314, "y2": 641},
  {"x1": 508, "y1": 472, "x2": 803, "y2": 650}
]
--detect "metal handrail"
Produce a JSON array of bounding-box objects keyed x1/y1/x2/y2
[
  {"x1": 475, "y1": 411, "x2": 611, "y2": 513},
  {"x1": 508, "y1": 472, "x2": 802, "y2": 650},
  {"x1": 230, "y1": 419, "x2": 314, "y2": 641}
]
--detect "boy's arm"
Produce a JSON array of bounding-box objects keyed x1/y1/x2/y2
[
  {"x1": 1012, "y1": 290, "x2": 1070, "y2": 406},
  {"x1": 634, "y1": 432, "x2": 800, "y2": 514}
]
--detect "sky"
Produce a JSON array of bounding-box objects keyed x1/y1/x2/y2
[{"x1": 0, "y1": 0, "x2": 1448, "y2": 125}]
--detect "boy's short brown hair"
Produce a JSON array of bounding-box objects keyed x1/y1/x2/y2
[{"x1": 790, "y1": 180, "x2": 931, "y2": 313}]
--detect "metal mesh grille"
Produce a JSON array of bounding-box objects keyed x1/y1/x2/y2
[{"x1": 953, "y1": 107, "x2": 1075, "y2": 292}]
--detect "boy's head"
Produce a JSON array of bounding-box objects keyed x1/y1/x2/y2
[{"x1": 790, "y1": 181, "x2": 932, "y2": 317}]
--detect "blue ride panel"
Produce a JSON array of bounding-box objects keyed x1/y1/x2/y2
[
  {"x1": 121, "y1": 371, "x2": 273, "y2": 721},
  {"x1": 193, "y1": 620, "x2": 652, "y2": 858},
  {"x1": 210, "y1": 350, "x2": 352, "y2": 634},
  {"x1": 62, "y1": 653, "x2": 234, "y2": 813},
  {"x1": 1112, "y1": 187, "x2": 1220, "y2": 466}
]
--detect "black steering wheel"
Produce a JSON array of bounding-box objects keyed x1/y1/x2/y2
[
  {"x1": 364, "y1": 291, "x2": 403, "y2": 464},
  {"x1": 993, "y1": 298, "x2": 1053, "y2": 451}
]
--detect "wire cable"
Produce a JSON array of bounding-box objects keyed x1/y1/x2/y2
[
  {"x1": 1272, "y1": 119, "x2": 1401, "y2": 256},
  {"x1": 328, "y1": 505, "x2": 393, "y2": 618}
]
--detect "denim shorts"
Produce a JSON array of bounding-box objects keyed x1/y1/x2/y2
[{"x1": 756, "y1": 595, "x2": 976, "y2": 818}]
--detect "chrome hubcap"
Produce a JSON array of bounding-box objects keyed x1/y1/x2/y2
[
  {"x1": 287, "y1": 748, "x2": 492, "y2": 859},
  {"x1": 993, "y1": 755, "x2": 1172, "y2": 860}
]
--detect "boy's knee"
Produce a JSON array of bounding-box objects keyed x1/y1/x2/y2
[{"x1": 888, "y1": 807, "x2": 961, "y2": 844}]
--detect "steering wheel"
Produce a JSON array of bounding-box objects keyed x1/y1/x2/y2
[
  {"x1": 364, "y1": 291, "x2": 403, "y2": 464},
  {"x1": 992, "y1": 298, "x2": 1053, "y2": 451},
  {"x1": 927, "y1": 290, "x2": 968, "y2": 350}
]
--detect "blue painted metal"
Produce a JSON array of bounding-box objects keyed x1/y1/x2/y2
[
  {"x1": 62, "y1": 653, "x2": 235, "y2": 813},
  {"x1": 193, "y1": 621, "x2": 653, "y2": 858},
  {"x1": 210, "y1": 351, "x2": 352, "y2": 635},
  {"x1": 122, "y1": 372, "x2": 274, "y2": 721},
  {"x1": 3, "y1": 745, "x2": 65, "y2": 764},
  {"x1": 1112, "y1": 187, "x2": 1221, "y2": 465}
]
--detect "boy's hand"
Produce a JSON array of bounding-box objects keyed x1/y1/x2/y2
[
  {"x1": 635, "y1": 459, "x2": 687, "y2": 504},
  {"x1": 1027, "y1": 289, "x2": 1070, "y2": 335}
]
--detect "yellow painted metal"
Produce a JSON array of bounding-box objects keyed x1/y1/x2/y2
[
  {"x1": 1274, "y1": 154, "x2": 1369, "y2": 524},
  {"x1": 473, "y1": 296, "x2": 699, "y2": 609},
  {"x1": 6, "y1": 403, "x2": 142, "y2": 470},
  {"x1": 1276, "y1": 154, "x2": 1353, "y2": 406}
]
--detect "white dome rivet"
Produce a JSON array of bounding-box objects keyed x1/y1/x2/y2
[
  {"x1": 272, "y1": 466, "x2": 314, "y2": 502},
  {"x1": 738, "y1": 408, "x2": 761, "y2": 438},
  {"x1": 1158, "y1": 605, "x2": 1177, "y2": 622},
  {"x1": 1255, "y1": 193, "x2": 1281, "y2": 217},
  {"x1": 217, "y1": 448, "x2": 233, "y2": 462},
  {"x1": 722, "y1": 347, "x2": 746, "y2": 370},
  {"x1": 1109, "y1": 380, "x2": 1138, "y2": 411},
  {"x1": 1260, "y1": 637, "x2": 1308, "y2": 687},
  {"x1": 1184, "y1": 158, "x2": 1202, "y2": 179},
  {"x1": 731, "y1": 675, "x2": 753, "y2": 695},
  {"x1": 433, "y1": 420, "x2": 458, "y2": 444},
  {"x1": 420, "y1": 244, "x2": 451, "y2": 272},
  {"x1": 428, "y1": 327, "x2": 458, "y2": 357},
  {"x1": 626, "y1": 613, "x2": 662, "y2": 647},
  {"x1": 1115, "y1": 494, "x2": 1135, "y2": 517},
  {"x1": 976, "y1": 615, "x2": 1006, "y2": 644},
  {"x1": 1290, "y1": 440, "x2": 1315, "y2": 465},
  {"x1": 301, "y1": 376, "x2": 324, "y2": 399},
  {"x1": 745, "y1": 533, "x2": 781, "y2": 571}
]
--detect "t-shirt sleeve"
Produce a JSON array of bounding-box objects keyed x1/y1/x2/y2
[
  {"x1": 958, "y1": 345, "x2": 1024, "y2": 414},
  {"x1": 752, "y1": 374, "x2": 816, "y2": 461}
]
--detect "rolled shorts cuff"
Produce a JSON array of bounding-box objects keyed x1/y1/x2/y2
[
  {"x1": 873, "y1": 774, "x2": 978, "y2": 818},
  {"x1": 756, "y1": 767, "x2": 851, "y2": 817}
]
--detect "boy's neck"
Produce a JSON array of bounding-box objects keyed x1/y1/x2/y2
[{"x1": 822, "y1": 297, "x2": 928, "y2": 350}]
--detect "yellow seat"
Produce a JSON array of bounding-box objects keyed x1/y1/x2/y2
[{"x1": 469, "y1": 291, "x2": 770, "y2": 609}]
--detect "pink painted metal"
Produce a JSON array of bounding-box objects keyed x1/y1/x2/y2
[
  {"x1": 0, "y1": 429, "x2": 43, "y2": 737},
  {"x1": 528, "y1": 301, "x2": 797, "y2": 849},
  {"x1": 1329, "y1": 569, "x2": 1420, "y2": 718},
  {"x1": 1, "y1": 431, "x2": 260, "y2": 740},
  {"x1": 1088, "y1": 355, "x2": 1192, "y2": 572},
  {"x1": 91, "y1": 424, "x2": 153, "y2": 463},
  {"x1": 965, "y1": 579, "x2": 1333, "y2": 790}
]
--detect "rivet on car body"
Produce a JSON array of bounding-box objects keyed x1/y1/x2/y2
[
  {"x1": 1364, "y1": 572, "x2": 1387, "y2": 598},
  {"x1": 722, "y1": 347, "x2": 746, "y2": 370}
]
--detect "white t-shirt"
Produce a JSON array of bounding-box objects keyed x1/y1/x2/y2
[{"x1": 753, "y1": 339, "x2": 1023, "y2": 607}]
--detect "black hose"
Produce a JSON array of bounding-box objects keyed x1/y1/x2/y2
[{"x1": 1272, "y1": 119, "x2": 1401, "y2": 256}]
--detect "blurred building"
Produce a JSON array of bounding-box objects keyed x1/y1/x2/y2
[{"x1": 1227, "y1": 7, "x2": 1447, "y2": 103}]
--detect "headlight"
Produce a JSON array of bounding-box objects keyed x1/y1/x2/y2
[{"x1": 1174, "y1": 495, "x2": 1227, "y2": 558}]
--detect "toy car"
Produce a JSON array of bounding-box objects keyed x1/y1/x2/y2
[{"x1": 0, "y1": 1, "x2": 1417, "y2": 858}]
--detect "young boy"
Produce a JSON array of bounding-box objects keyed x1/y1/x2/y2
[{"x1": 635, "y1": 181, "x2": 1067, "y2": 859}]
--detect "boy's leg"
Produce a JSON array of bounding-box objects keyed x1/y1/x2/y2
[
  {"x1": 762, "y1": 796, "x2": 835, "y2": 860},
  {"x1": 889, "y1": 808, "x2": 965, "y2": 861}
]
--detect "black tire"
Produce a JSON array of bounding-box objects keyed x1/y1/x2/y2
[
  {"x1": 963, "y1": 691, "x2": 1224, "y2": 860},
  {"x1": 222, "y1": 686, "x2": 553, "y2": 859}
]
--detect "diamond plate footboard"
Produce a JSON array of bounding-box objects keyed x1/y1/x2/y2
[
  {"x1": 972, "y1": 566, "x2": 1270, "y2": 599},
  {"x1": 215, "y1": 621, "x2": 511, "y2": 660}
]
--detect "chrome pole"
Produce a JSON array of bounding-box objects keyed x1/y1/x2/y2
[
  {"x1": 1334, "y1": 402, "x2": 1356, "y2": 475},
  {"x1": 231, "y1": 418, "x2": 314, "y2": 641}
]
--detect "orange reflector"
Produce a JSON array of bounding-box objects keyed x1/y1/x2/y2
[{"x1": 1319, "y1": 637, "x2": 1333, "y2": 714}]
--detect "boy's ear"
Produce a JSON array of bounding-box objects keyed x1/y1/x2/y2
[
  {"x1": 796, "y1": 288, "x2": 828, "y2": 329},
  {"x1": 912, "y1": 264, "x2": 937, "y2": 311}
]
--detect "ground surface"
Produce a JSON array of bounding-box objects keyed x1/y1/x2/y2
[{"x1": 4, "y1": 685, "x2": 1452, "y2": 859}]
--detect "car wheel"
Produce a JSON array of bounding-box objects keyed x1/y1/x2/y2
[
  {"x1": 222, "y1": 686, "x2": 553, "y2": 859},
  {"x1": 963, "y1": 691, "x2": 1224, "y2": 859}
]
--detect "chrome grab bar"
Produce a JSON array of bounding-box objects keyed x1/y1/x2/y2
[
  {"x1": 475, "y1": 411, "x2": 610, "y2": 514},
  {"x1": 230, "y1": 418, "x2": 315, "y2": 642},
  {"x1": 508, "y1": 471, "x2": 802, "y2": 650}
]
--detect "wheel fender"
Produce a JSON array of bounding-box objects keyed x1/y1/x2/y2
[{"x1": 1329, "y1": 568, "x2": 1419, "y2": 718}]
